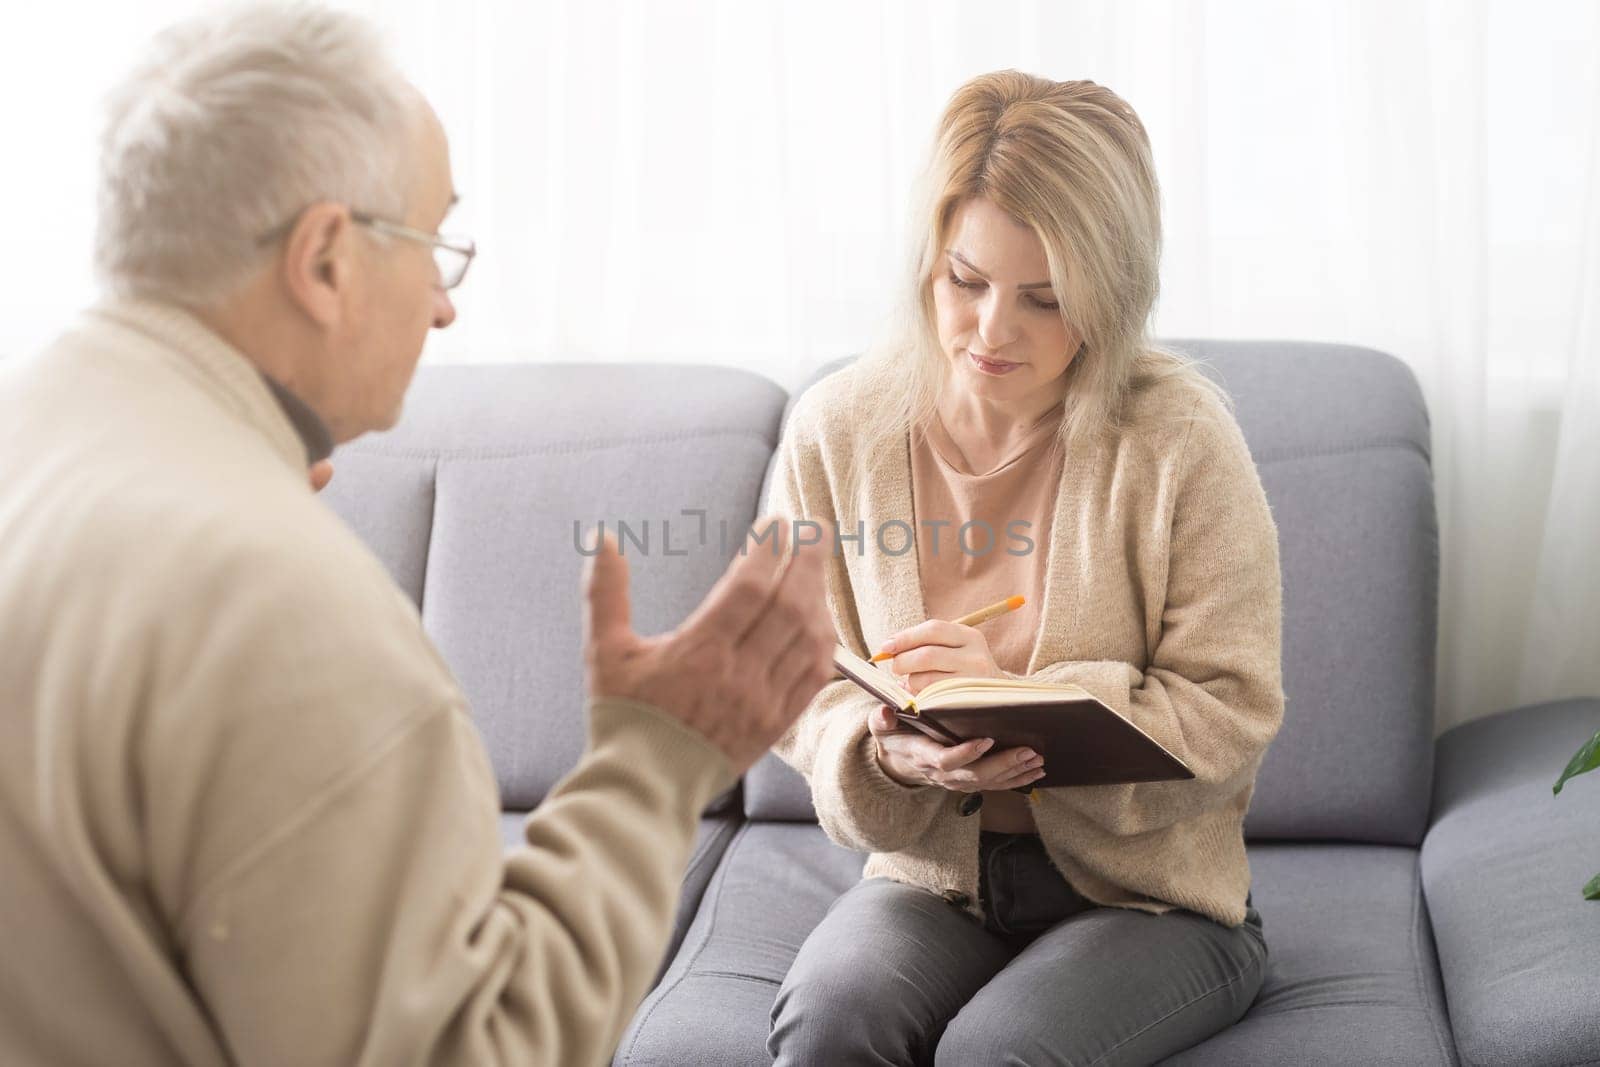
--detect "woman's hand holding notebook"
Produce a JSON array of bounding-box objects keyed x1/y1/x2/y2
[{"x1": 834, "y1": 642, "x2": 1192, "y2": 789}]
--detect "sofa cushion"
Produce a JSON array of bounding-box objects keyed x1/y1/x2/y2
[
  {"x1": 612, "y1": 823, "x2": 864, "y2": 1066},
  {"x1": 1196, "y1": 342, "x2": 1438, "y2": 846},
  {"x1": 318, "y1": 451, "x2": 435, "y2": 608},
  {"x1": 1168, "y1": 843, "x2": 1456, "y2": 1066},
  {"x1": 748, "y1": 342, "x2": 1439, "y2": 846},
  {"x1": 745, "y1": 755, "x2": 814, "y2": 822},
  {"x1": 1421, "y1": 698, "x2": 1600, "y2": 1067},
  {"x1": 327, "y1": 363, "x2": 788, "y2": 809},
  {"x1": 615, "y1": 827, "x2": 1455, "y2": 1065}
]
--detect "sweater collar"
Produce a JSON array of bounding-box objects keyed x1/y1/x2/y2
[
  {"x1": 89, "y1": 298, "x2": 333, "y2": 469},
  {"x1": 258, "y1": 373, "x2": 334, "y2": 464}
]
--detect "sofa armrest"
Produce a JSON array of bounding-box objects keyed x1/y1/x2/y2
[{"x1": 1421, "y1": 697, "x2": 1600, "y2": 1067}]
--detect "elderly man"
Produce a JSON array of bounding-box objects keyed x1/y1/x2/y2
[{"x1": 0, "y1": 5, "x2": 834, "y2": 1065}]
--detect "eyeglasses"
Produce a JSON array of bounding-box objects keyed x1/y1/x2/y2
[
  {"x1": 256, "y1": 206, "x2": 477, "y2": 290},
  {"x1": 350, "y1": 210, "x2": 476, "y2": 291}
]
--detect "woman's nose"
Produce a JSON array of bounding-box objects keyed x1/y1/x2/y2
[{"x1": 976, "y1": 293, "x2": 1018, "y2": 350}]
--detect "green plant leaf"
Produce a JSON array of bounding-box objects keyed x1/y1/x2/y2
[
  {"x1": 1552, "y1": 728, "x2": 1600, "y2": 795},
  {"x1": 1585, "y1": 872, "x2": 1600, "y2": 901}
]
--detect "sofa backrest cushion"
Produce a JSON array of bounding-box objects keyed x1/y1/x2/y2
[
  {"x1": 744, "y1": 342, "x2": 1439, "y2": 846},
  {"x1": 322, "y1": 364, "x2": 787, "y2": 810}
]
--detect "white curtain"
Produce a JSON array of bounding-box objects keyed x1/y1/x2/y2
[{"x1": 2, "y1": 0, "x2": 1596, "y2": 732}]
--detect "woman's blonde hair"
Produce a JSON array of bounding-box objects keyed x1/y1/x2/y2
[{"x1": 844, "y1": 70, "x2": 1222, "y2": 515}]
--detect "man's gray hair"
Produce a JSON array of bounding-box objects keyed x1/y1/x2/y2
[{"x1": 95, "y1": 3, "x2": 417, "y2": 308}]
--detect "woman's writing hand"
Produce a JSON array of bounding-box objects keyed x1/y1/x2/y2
[
  {"x1": 874, "y1": 620, "x2": 1003, "y2": 695},
  {"x1": 867, "y1": 705, "x2": 1045, "y2": 792}
]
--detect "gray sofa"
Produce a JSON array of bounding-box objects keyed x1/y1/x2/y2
[{"x1": 322, "y1": 343, "x2": 1600, "y2": 1066}]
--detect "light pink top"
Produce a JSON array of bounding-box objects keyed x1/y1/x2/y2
[{"x1": 910, "y1": 408, "x2": 1065, "y2": 831}]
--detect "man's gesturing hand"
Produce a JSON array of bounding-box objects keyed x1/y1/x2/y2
[{"x1": 581, "y1": 517, "x2": 835, "y2": 773}]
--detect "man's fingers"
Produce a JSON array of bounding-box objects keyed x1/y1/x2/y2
[
  {"x1": 764, "y1": 611, "x2": 833, "y2": 712},
  {"x1": 582, "y1": 528, "x2": 633, "y2": 649},
  {"x1": 746, "y1": 527, "x2": 830, "y2": 659},
  {"x1": 308, "y1": 459, "x2": 334, "y2": 493},
  {"x1": 774, "y1": 530, "x2": 829, "y2": 606},
  {"x1": 679, "y1": 517, "x2": 793, "y2": 644},
  {"x1": 728, "y1": 529, "x2": 831, "y2": 712},
  {"x1": 737, "y1": 539, "x2": 827, "y2": 672},
  {"x1": 775, "y1": 646, "x2": 835, "y2": 729}
]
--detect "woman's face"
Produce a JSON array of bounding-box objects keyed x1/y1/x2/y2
[{"x1": 931, "y1": 197, "x2": 1081, "y2": 408}]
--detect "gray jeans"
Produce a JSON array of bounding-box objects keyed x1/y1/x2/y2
[{"x1": 768, "y1": 832, "x2": 1266, "y2": 1066}]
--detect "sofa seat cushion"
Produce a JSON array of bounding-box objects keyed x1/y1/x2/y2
[
  {"x1": 1169, "y1": 843, "x2": 1456, "y2": 1065},
  {"x1": 1421, "y1": 698, "x2": 1600, "y2": 1067},
  {"x1": 615, "y1": 827, "x2": 1456, "y2": 1065},
  {"x1": 613, "y1": 823, "x2": 865, "y2": 1065}
]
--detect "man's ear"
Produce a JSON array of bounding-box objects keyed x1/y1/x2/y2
[{"x1": 280, "y1": 202, "x2": 356, "y2": 328}]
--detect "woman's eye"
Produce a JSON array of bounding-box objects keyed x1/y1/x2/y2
[{"x1": 946, "y1": 269, "x2": 1057, "y2": 310}]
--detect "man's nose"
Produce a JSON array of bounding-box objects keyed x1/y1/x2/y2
[{"x1": 432, "y1": 287, "x2": 457, "y2": 329}]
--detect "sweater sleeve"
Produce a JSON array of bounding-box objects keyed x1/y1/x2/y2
[
  {"x1": 1023, "y1": 403, "x2": 1285, "y2": 838},
  {"x1": 763, "y1": 403, "x2": 947, "y2": 853},
  {"x1": 180, "y1": 696, "x2": 734, "y2": 1067},
  {"x1": 775, "y1": 678, "x2": 947, "y2": 852}
]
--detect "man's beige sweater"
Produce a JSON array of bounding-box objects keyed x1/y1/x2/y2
[
  {"x1": 767, "y1": 363, "x2": 1285, "y2": 927},
  {"x1": 0, "y1": 301, "x2": 734, "y2": 1066}
]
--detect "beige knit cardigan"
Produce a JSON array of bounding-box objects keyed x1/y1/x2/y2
[{"x1": 766, "y1": 364, "x2": 1285, "y2": 927}]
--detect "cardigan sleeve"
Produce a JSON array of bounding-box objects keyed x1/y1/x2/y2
[
  {"x1": 763, "y1": 403, "x2": 947, "y2": 853},
  {"x1": 776, "y1": 678, "x2": 947, "y2": 853},
  {"x1": 1021, "y1": 401, "x2": 1286, "y2": 838}
]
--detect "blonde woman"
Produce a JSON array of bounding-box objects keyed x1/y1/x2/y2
[{"x1": 764, "y1": 72, "x2": 1284, "y2": 1064}]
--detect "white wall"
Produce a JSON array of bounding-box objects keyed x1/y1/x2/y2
[{"x1": 3, "y1": 0, "x2": 1597, "y2": 731}]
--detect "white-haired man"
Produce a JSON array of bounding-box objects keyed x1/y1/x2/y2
[{"x1": 0, "y1": 6, "x2": 834, "y2": 1065}]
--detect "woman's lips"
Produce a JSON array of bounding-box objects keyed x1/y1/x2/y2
[{"x1": 968, "y1": 350, "x2": 1021, "y2": 376}]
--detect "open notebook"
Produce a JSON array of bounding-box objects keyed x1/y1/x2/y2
[{"x1": 833, "y1": 645, "x2": 1193, "y2": 788}]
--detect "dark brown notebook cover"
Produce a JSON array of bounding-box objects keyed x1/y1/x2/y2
[{"x1": 833, "y1": 646, "x2": 1193, "y2": 789}]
